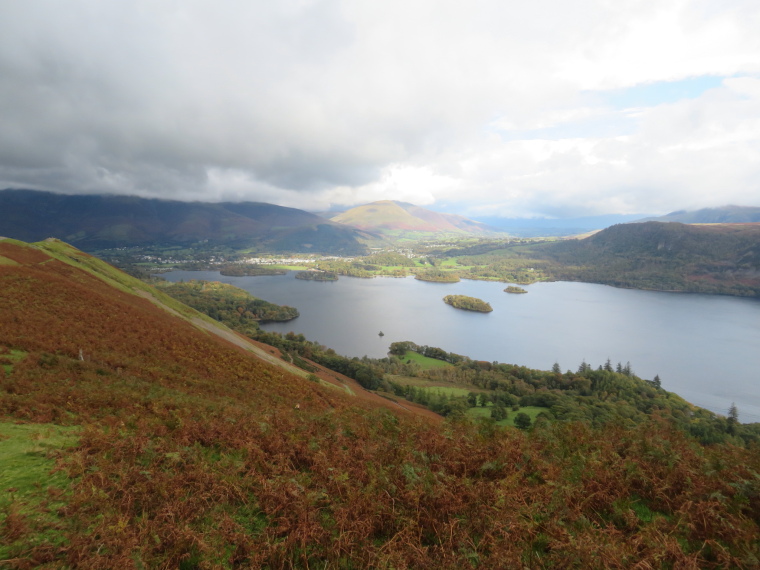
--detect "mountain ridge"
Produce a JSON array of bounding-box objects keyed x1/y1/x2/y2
[
  {"x1": 0, "y1": 188, "x2": 376, "y2": 254},
  {"x1": 637, "y1": 205, "x2": 760, "y2": 224},
  {"x1": 329, "y1": 200, "x2": 502, "y2": 237}
]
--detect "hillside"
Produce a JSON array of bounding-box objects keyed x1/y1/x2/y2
[
  {"x1": 2, "y1": 238, "x2": 760, "y2": 567},
  {"x1": 0, "y1": 189, "x2": 375, "y2": 254},
  {"x1": 529, "y1": 221, "x2": 760, "y2": 296},
  {"x1": 330, "y1": 200, "x2": 500, "y2": 239},
  {"x1": 639, "y1": 205, "x2": 760, "y2": 224}
]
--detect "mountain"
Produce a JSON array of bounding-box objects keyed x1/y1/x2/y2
[
  {"x1": 329, "y1": 200, "x2": 501, "y2": 238},
  {"x1": 638, "y1": 205, "x2": 760, "y2": 224},
  {"x1": 532, "y1": 221, "x2": 760, "y2": 296},
  {"x1": 2, "y1": 237, "x2": 760, "y2": 567},
  {"x1": 0, "y1": 188, "x2": 375, "y2": 254}
]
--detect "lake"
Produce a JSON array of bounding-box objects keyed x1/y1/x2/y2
[{"x1": 161, "y1": 271, "x2": 760, "y2": 422}]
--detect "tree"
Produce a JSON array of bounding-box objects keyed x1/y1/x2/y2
[
  {"x1": 514, "y1": 412, "x2": 532, "y2": 430},
  {"x1": 552, "y1": 362, "x2": 561, "y2": 374},
  {"x1": 491, "y1": 405, "x2": 508, "y2": 421},
  {"x1": 652, "y1": 374, "x2": 661, "y2": 389},
  {"x1": 728, "y1": 402, "x2": 739, "y2": 434}
]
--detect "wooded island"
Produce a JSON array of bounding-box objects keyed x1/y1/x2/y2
[{"x1": 443, "y1": 294, "x2": 493, "y2": 312}]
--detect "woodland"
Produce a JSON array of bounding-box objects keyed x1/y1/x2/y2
[
  {"x1": 1, "y1": 238, "x2": 760, "y2": 568},
  {"x1": 442, "y1": 295, "x2": 493, "y2": 312},
  {"x1": 294, "y1": 271, "x2": 339, "y2": 281},
  {"x1": 219, "y1": 265, "x2": 287, "y2": 277}
]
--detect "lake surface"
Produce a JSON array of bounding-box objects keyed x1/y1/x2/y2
[{"x1": 162, "y1": 271, "x2": 760, "y2": 422}]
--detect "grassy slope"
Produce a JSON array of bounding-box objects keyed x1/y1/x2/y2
[
  {"x1": 0, "y1": 423, "x2": 79, "y2": 560},
  {"x1": 398, "y1": 351, "x2": 453, "y2": 370}
]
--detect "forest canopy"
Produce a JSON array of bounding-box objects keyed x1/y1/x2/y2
[{"x1": 443, "y1": 294, "x2": 493, "y2": 312}]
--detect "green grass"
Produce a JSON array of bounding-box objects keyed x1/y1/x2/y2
[
  {"x1": 0, "y1": 255, "x2": 19, "y2": 266},
  {"x1": 1, "y1": 349, "x2": 26, "y2": 375},
  {"x1": 0, "y1": 423, "x2": 79, "y2": 495},
  {"x1": 387, "y1": 375, "x2": 489, "y2": 396},
  {"x1": 398, "y1": 351, "x2": 452, "y2": 370},
  {"x1": 0, "y1": 422, "x2": 79, "y2": 559},
  {"x1": 466, "y1": 405, "x2": 549, "y2": 428},
  {"x1": 419, "y1": 386, "x2": 472, "y2": 398}
]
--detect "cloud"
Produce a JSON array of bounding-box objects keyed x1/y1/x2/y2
[{"x1": 0, "y1": 0, "x2": 758, "y2": 217}]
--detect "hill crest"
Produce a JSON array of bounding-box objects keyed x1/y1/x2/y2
[{"x1": 330, "y1": 200, "x2": 501, "y2": 237}]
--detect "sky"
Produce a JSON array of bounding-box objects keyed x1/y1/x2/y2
[{"x1": 1, "y1": 0, "x2": 759, "y2": 219}]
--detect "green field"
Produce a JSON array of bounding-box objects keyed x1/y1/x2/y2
[
  {"x1": 0, "y1": 422, "x2": 80, "y2": 559},
  {"x1": 419, "y1": 386, "x2": 473, "y2": 398},
  {"x1": 398, "y1": 351, "x2": 452, "y2": 370},
  {"x1": 1, "y1": 349, "x2": 26, "y2": 375}
]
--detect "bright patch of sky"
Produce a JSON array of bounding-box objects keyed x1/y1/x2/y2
[
  {"x1": 600, "y1": 75, "x2": 728, "y2": 108},
  {"x1": 493, "y1": 76, "x2": 731, "y2": 141}
]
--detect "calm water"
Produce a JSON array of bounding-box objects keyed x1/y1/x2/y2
[{"x1": 162, "y1": 271, "x2": 760, "y2": 422}]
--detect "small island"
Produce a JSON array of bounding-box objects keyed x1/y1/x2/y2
[
  {"x1": 295, "y1": 270, "x2": 338, "y2": 281},
  {"x1": 504, "y1": 285, "x2": 528, "y2": 294},
  {"x1": 443, "y1": 294, "x2": 493, "y2": 312}
]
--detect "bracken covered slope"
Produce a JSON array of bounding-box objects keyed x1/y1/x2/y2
[{"x1": 1, "y1": 239, "x2": 760, "y2": 568}]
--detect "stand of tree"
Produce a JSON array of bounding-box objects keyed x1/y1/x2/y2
[
  {"x1": 414, "y1": 268, "x2": 460, "y2": 282},
  {"x1": 443, "y1": 294, "x2": 493, "y2": 312},
  {"x1": 295, "y1": 270, "x2": 338, "y2": 281},
  {"x1": 156, "y1": 280, "x2": 299, "y2": 327}
]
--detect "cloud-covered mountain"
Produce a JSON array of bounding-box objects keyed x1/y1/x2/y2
[{"x1": 0, "y1": 189, "x2": 375, "y2": 254}]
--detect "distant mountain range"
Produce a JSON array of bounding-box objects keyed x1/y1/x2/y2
[
  {"x1": 638, "y1": 205, "x2": 760, "y2": 224},
  {"x1": 474, "y1": 214, "x2": 649, "y2": 237},
  {"x1": 0, "y1": 189, "x2": 376, "y2": 254},
  {"x1": 4, "y1": 190, "x2": 758, "y2": 256},
  {"x1": 329, "y1": 200, "x2": 501, "y2": 238},
  {"x1": 475, "y1": 206, "x2": 760, "y2": 237}
]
